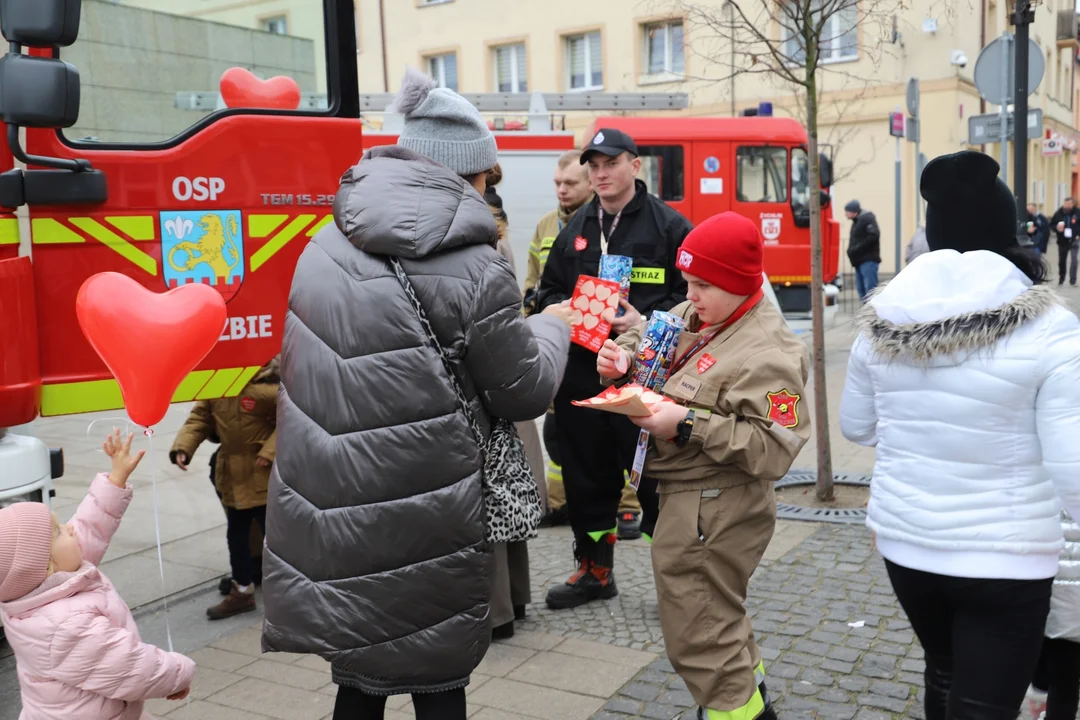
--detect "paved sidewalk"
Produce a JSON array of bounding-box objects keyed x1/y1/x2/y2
[{"x1": 124, "y1": 520, "x2": 818, "y2": 720}]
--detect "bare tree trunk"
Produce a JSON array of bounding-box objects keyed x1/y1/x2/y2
[{"x1": 806, "y1": 70, "x2": 834, "y2": 502}]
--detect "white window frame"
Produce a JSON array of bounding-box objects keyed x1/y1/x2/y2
[
  {"x1": 780, "y1": 0, "x2": 858, "y2": 65},
  {"x1": 420, "y1": 0, "x2": 454, "y2": 5},
  {"x1": 493, "y1": 43, "x2": 527, "y2": 93},
  {"x1": 262, "y1": 15, "x2": 288, "y2": 35},
  {"x1": 565, "y1": 31, "x2": 603, "y2": 92},
  {"x1": 643, "y1": 20, "x2": 685, "y2": 77},
  {"x1": 427, "y1": 52, "x2": 458, "y2": 92}
]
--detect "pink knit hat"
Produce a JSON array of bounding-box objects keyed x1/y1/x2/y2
[{"x1": 0, "y1": 502, "x2": 54, "y2": 602}]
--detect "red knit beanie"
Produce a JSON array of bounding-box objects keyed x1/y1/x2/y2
[{"x1": 675, "y1": 211, "x2": 763, "y2": 295}]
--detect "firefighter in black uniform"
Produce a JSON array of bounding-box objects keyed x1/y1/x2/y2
[{"x1": 538, "y1": 128, "x2": 693, "y2": 609}]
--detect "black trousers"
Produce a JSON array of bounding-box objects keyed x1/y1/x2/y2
[
  {"x1": 226, "y1": 505, "x2": 266, "y2": 587},
  {"x1": 553, "y1": 381, "x2": 641, "y2": 535},
  {"x1": 1058, "y1": 241, "x2": 1078, "y2": 285},
  {"x1": 542, "y1": 411, "x2": 560, "y2": 467},
  {"x1": 1032, "y1": 636, "x2": 1080, "y2": 720},
  {"x1": 332, "y1": 686, "x2": 466, "y2": 720},
  {"x1": 885, "y1": 559, "x2": 1052, "y2": 720}
]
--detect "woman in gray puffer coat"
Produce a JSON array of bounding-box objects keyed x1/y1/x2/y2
[{"x1": 260, "y1": 69, "x2": 572, "y2": 720}]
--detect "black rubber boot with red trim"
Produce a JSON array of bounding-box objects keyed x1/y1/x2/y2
[{"x1": 545, "y1": 532, "x2": 618, "y2": 610}]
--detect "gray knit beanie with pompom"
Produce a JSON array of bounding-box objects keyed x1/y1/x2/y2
[{"x1": 393, "y1": 68, "x2": 498, "y2": 177}]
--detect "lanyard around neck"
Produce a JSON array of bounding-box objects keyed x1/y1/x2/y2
[
  {"x1": 598, "y1": 206, "x2": 622, "y2": 256},
  {"x1": 668, "y1": 290, "x2": 764, "y2": 376}
]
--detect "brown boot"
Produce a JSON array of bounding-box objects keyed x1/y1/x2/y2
[{"x1": 207, "y1": 582, "x2": 256, "y2": 620}]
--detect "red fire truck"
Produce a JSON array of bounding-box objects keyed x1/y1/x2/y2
[{"x1": 0, "y1": 0, "x2": 836, "y2": 509}]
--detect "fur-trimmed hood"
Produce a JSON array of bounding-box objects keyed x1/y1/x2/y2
[{"x1": 854, "y1": 249, "x2": 1059, "y2": 363}]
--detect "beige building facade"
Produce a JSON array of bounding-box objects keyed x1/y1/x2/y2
[{"x1": 114, "y1": 0, "x2": 1078, "y2": 275}]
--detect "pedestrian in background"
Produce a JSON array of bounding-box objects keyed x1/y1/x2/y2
[
  {"x1": 1050, "y1": 197, "x2": 1080, "y2": 286},
  {"x1": 844, "y1": 200, "x2": 881, "y2": 301},
  {"x1": 170, "y1": 355, "x2": 279, "y2": 621},
  {"x1": 1027, "y1": 203, "x2": 1050, "y2": 257},
  {"x1": 841, "y1": 150, "x2": 1080, "y2": 720}
]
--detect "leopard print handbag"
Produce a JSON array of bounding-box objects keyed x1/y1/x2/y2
[{"x1": 389, "y1": 257, "x2": 543, "y2": 543}]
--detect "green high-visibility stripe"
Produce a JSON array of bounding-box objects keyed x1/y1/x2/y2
[{"x1": 587, "y1": 527, "x2": 617, "y2": 542}]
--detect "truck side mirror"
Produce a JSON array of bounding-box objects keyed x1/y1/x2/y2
[
  {"x1": 0, "y1": 0, "x2": 104, "y2": 207},
  {"x1": 0, "y1": 54, "x2": 80, "y2": 128},
  {"x1": 819, "y1": 154, "x2": 834, "y2": 188},
  {"x1": 1, "y1": 0, "x2": 80, "y2": 46}
]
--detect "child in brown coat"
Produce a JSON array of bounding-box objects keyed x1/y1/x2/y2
[{"x1": 169, "y1": 356, "x2": 279, "y2": 620}]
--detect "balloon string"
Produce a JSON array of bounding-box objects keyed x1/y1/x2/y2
[{"x1": 143, "y1": 427, "x2": 176, "y2": 655}]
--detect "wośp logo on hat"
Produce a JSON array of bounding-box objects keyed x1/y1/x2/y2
[
  {"x1": 593, "y1": 132, "x2": 605, "y2": 145},
  {"x1": 677, "y1": 250, "x2": 694, "y2": 269}
]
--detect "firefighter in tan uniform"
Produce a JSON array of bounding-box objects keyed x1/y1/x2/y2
[
  {"x1": 599, "y1": 212, "x2": 809, "y2": 720},
  {"x1": 524, "y1": 148, "x2": 644, "y2": 539}
]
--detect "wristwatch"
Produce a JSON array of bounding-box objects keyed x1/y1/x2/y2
[{"x1": 674, "y1": 409, "x2": 696, "y2": 448}]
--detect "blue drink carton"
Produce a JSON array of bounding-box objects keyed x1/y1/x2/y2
[
  {"x1": 599, "y1": 255, "x2": 633, "y2": 318},
  {"x1": 633, "y1": 310, "x2": 686, "y2": 390}
]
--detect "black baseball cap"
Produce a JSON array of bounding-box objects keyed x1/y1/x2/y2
[{"x1": 580, "y1": 128, "x2": 638, "y2": 164}]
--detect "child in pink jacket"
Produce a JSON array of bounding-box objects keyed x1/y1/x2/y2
[{"x1": 0, "y1": 429, "x2": 196, "y2": 719}]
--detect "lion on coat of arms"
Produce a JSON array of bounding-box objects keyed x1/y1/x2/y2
[{"x1": 167, "y1": 213, "x2": 240, "y2": 279}]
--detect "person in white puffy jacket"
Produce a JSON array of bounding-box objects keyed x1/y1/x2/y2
[
  {"x1": 840, "y1": 150, "x2": 1080, "y2": 720},
  {"x1": 1025, "y1": 511, "x2": 1080, "y2": 720}
]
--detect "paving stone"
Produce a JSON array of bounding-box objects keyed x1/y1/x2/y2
[
  {"x1": 641, "y1": 703, "x2": 683, "y2": 719},
  {"x1": 604, "y1": 698, "x2": 642, "y2": 714},
  {"x1": 858, "y1": 693, "x2": 911, "y2": 713},
  {"x1": 827, "y1": 646, "x2": 862, "y2": 662},
  {"x1": 870, "y1": 680, "x2": 912, "y2": 700},
  {"x1": 621, "y1": 682, "x2": 664, "y2": 703}
]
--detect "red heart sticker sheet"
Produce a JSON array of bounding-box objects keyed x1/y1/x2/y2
[
  {"x1": 572, "y1": 383, "x2": 671, "y2": 417},
  {"x1": 568, "y1": 275, "x2": 621, "y2": 352}
]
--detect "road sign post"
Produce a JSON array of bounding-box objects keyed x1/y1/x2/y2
[
  {"x1": 1013, "y1": 0, "x2": 1035, "y2": 242},
  {"x1": 907, "y1": 78, "x2": 921, "y2": 229},
  {"x1": 967, "y1": 108, "x2": 1043, "y2": 144},
  {"x1": 973, "y1": 30, "x2": 1045, "y2": 182}
]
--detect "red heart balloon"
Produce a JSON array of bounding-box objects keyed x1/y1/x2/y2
[
  {"x1": 220, "y1": 67, "x2": 301, "y2": 110},
  {"x1": 75, "y1": 272, "x2": 227, "y2": 429}
]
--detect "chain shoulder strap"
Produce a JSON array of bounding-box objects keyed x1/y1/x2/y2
[{"x1": 387, "y1": 257, "x2": 487, "y2": 450}]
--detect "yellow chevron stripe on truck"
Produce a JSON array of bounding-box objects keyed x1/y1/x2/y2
[
  {"x1": 31, "y1": 216, "x2": 159, "y2": 275},
  {"x1": 0, "y1": 218, "x2": 19, "y2": 245},
  {"x1": 40, "y1": 366, "x2": 263, "y2": 417}
]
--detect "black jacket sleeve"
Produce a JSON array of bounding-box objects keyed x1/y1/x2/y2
[
  {"x1": 536, "y1": 226, "x2": 574, "y2": 311},
  {"x1": 653, "y1": 213, "x2": 693, "y2": 313}
]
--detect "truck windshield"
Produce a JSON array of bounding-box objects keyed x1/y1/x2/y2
[
  {"x1": 59, "y1": 1, "x2": 332, "y2": 146},
  {"x1": 791, "y1": 148, "x2": 810, "y2": 213},
  {"x1": 736, "y1": 147, "x2": 787, "y2": 203}
]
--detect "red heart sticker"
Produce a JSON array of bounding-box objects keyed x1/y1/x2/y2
[
  {"x1": 76, "y1": 272, "x2": 227, "y2": 428},
  {"x1": 697, "y1": 354, "x2": 716, "y2": 374},
  {"x1": 220, "y1": 67, "x2": 301, "y2": 110},
  {"x1": 240, "y1": 396, "x2": 257, "y2": 412},
  {"x1": 574, "y1": 236, "x2": 588, "y2": 252}
]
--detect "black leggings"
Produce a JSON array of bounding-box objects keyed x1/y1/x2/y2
[
  {"x1": 226, "y1": 505, "x2": 266, "y2": 587},
  {"x1": 885, "y1": 559, "x2": 1052, "y2": 720},
  {"x1": 332, "y1": 686, "x2": 466, "y2": 720},
  {"x1": 1032, "y1": 637, "x2": 1080, "y2": 720}
]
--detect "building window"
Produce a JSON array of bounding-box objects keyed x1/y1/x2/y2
[
  {"x1": 420, "y1": 0, "x2": 454, "y2": 5},
  {"x1": 427, "y1": 52, "x2": 458, "y2": 91},
  {"x1": 644, "y1": 21, "x2": 685, "y2": 75},
  {"x1": 638, "y1": 145, "x2": 685, "y2": 201},
  {"x1": 262, "y1": 15, "x2": 287, "y2": 35},
  {"x1": 781, "y1": 1, "x2": 858, "y2": 64},
  {"x1": 566, "y1": 31, "x2": 603, "y2": 91},
  {"x1": 736, "y1": 147, "x2": 788, "y2": 203},
  {"x1": 494, "y1": 43, "x2": 527, "y2": 93}
]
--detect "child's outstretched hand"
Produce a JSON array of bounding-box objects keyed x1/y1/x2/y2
[{"x1": 103, "y1": 429, "x2": 145, "y2": 488}]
